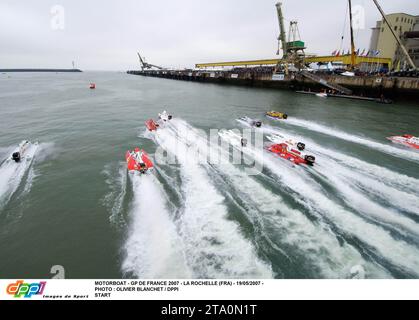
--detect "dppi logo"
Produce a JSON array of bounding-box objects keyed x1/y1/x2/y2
[{"x1": 6, "y1": 280, "x2": 46, "y2": 298}]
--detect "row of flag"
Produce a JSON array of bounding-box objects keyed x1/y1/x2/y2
[{"x1": 331, "y1": 49, "x2": 381, "y2": 57}]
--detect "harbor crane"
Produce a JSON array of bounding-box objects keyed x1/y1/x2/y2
[
  {"x1": 137, "y1": 52, "x2": 163, "y2": 71},
  {"x1": 275, "y1": 2, "x2": 306, "y2": 73}
]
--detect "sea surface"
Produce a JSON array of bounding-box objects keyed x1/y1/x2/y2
[{"x1": 0, "y1": 71, "x2": 418, "y2": 279}]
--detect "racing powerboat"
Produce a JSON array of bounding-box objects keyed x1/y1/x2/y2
[
  {"x1": 11, "y1": 140, "x2": 32, "y2": 163},
  {"x1": 145, "y1": 111, "x2": 173, "y2": 131},
  {"x1": 145, "y1": 119, "x2": 159, "y2": 131},
  {"x1": 266, "y1": 134, "x2": 306, "y2": 151},
  {"x1": 218, "y1": 130, "x2": 249, "y2": 148},
  {"x1": 387, "y1": 134, "x2": 419, "y2": 150},
  {"x1": 266, "y1": 134, "x2": 315, "y2": 166},
  {"x1": 125, "y1": 148, "x2": 154, "y2": 173},
  {"x1": 266, "y1": 143, "x2": 315, "y2": 166},
  {"x1": 266, "y1": 111, "x2": 288, "y2": 120},
  {"x1": 158, "y1": 110, "x2": 173, "y2": 122},
  {"x1": 237, "y1": 116, "x2": 262, "y2": 128}
]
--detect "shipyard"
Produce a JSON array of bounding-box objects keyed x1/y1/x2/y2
[{"x1": 128, "y1": 1, "x2": 419, "y2": 101}]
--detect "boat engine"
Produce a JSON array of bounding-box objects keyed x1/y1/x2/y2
[
  {"x1": 297, "y1": 142, "x2": 306, "y2": 151},
  {"x1": 12, "y1": 152, "x2": 21, "y2": 163},
  {"x1": 304, "y1": 155, "x2": 315, "y2": 166}
]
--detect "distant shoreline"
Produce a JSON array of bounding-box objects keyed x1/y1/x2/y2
[{"x1": 0, "y1": 69, "x2": 82, "y2": 73}]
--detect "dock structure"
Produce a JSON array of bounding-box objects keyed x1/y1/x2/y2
[
  {"x1": 127, "y1": 69, "x2": 419, "y2": 101},
  {"x1": 128, "y1": 1, "x2": 418, "y2": 101},
  {"x1": 300, "y1": 71, "x2": 353, "y2": 95}
]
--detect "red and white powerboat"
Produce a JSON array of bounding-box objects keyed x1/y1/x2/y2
[
  {"x1": 266, "y1": 143, "x2": 315, "y2": 166},
  {"x1": 266, "y1": 134, "x2": 315, "y2": 166},
  {"x1": 387, "y1": 134, "x2": 419, "y2": 150},
  {"x1": 125, "y1": 148, "x2": 154, "y2": 173}
]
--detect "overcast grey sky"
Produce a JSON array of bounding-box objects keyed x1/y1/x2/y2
[{"x1": 1, "y1": 0, "x2": 418, "y2": 70}]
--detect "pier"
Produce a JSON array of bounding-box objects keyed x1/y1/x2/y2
[{"x1": 127, "y1": 69, "x2": 419, "y2": 101}]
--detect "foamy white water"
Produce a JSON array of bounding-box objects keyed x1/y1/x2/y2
[
  {"x1": 0, "y1": 143, "x2": 38, "y2": 211},
  {"x1": 261, "y1": 124, "x2": 419, "y2": 216},
  {"x1": 122, "y1": 173, "x2": 191, "y2": 278},
  {"x1": 228, "y1": 125, "x2": 419, "y2": 276},
  {"x1": 176, "y1": 120, "x2": 389, "y2": 278},
  {"x1": 286, "y1": 118, "x2": 419, "y2": 163},
  {"x1": 152, "y1": 121, "x2": 273, "y2": 278},
  {"x1": 102, "y1": 163, "x2": 128, "y2": 227}
]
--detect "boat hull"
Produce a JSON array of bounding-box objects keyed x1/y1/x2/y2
[
  {"x1": 145, "y1": 119, "x2": 158, "y2": 131},
  {"x1": 387, "y1": 136, "x2": 419, "y2": 150},
  {"x1": 125, "y1": 150, "x2": 154, "y2": 172}
]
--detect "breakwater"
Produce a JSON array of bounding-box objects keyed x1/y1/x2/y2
[{"x1": 1, "y1": 69, "x2": 82, "y2": 73}]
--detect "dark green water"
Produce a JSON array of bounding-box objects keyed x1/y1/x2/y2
[{"x1": 0, "y1": 72, "x2": 418, "y2": 279}]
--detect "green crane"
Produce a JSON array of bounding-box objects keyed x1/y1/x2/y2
[{"x1": 275, "y1": 2, "x2": 306, "y2": 73}]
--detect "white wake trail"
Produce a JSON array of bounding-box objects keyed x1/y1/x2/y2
[
  {"x1": 312, "y1": 160, "x2": 419, "y2": 236},
  {"x1": 314, "y1": 157, "x2": 419, "y2": 217},
  {"x1": 153, "y1": 121, "x2": 273, "y2": 278},
  {"x1": 175, "y1": 120, "x2": 389, "y2": 278},
  {"x1": 102, "y1": 163, "x2": 128, "y2": 227},
  {"x1": 122, "y1": 173, "x2": 191, "y2": 278},
  {"x1": 317, "y1": 148, "x2": 419, "y2": 194},
  {"x1": 226, "y1": 129, "x2": 419, "y2": 276},
  {"x1": 260, "y1": 124, "x2": 419, "y2": 217},
  {"x1": 286, "y1": 118, "x2": 419, "y2": 163},
  {"x1": 0, "y1": 143, "x2": 38, "y2": 211}
]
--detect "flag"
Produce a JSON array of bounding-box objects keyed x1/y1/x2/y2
[
  {"x1": 366, "y1": 50, "x2": 371, "y2": 56},
  {"x1": 356, "y1": 49, "x2": 360, "y2": 56},
  {"x1": 375, "y1": 50, "x2": 381, "y2": 56},
  {"x1": 336, "y1": 50, "x2": 340, "y2": 57},
  {"x1": 360, "y1": 49, "x2": 366, "y2": 56},
  {"x1": 346, "y1": 49, "x2": 351, "y2": 55},
  {"x1": 331, "y1": 50, "x2": 337, "y2": 56}
]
